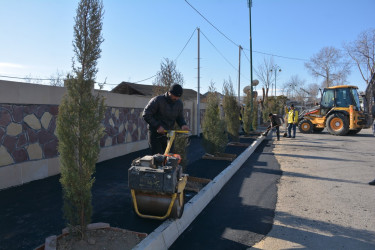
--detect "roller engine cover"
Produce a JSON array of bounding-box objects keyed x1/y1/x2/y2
[{"x1": 128, "y1": 154, "x2": 182, "y2": 193}]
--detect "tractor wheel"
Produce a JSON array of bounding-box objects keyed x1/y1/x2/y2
[
  {"x1": 347, "y1": 128, "x2": 362, "y2": 135},
  {"x1": 313, "y1": 127, "x2": 324, "y2": 133},
  {"x1": 326, "y1": 113, "x2": 349, "y2": 136},
  {"x1": 298, "y1": 119, "x2": 313, "y2": 133}
]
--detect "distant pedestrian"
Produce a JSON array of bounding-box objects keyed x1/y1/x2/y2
[
  {"x1": 266, "y1": 113, "x2": 281, "y2": 140},
  {"x1": 286, "y1": 104, "x2": 298, "y2": 138}
]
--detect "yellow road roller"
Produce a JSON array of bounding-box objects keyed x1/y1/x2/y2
[{"x1": 128, "y1": 130, "x2": 189, "y2": 220}]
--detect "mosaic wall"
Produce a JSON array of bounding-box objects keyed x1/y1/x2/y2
[{"x1": 0, "y1": 104, "x2": 191, "y2": 168}]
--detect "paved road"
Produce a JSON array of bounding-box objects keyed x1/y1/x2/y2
[
  {"x1": 170, "y1": 138, "x2": 281, "y2": 249},
  {"x1": 253, "y1": 128, "x2": 375, "y2": 249}
]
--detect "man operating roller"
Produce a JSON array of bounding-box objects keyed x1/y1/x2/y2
[{"x1": 143, "y1": 84, "x2": 189, "y2": 154}]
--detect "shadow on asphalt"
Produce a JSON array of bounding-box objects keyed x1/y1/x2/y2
[
  {"x1": 253, "y1": 167, "x2": 363, "y2": 185},
  {"x1": 0, "y1": 136, "x2": 258, "y2": 250},
  {"x1": 264, "y1": 152, "x2": 365, "y2": 163}
]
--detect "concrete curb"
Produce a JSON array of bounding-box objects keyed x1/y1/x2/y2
[{"x1": 134, "y1": 135, "x2": 266, "y2": 250}]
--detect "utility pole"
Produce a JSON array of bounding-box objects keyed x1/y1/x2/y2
[
  {"x1": 248, "y1": 0, "x2": 254, "y2": 131},
  {"x1": 197, "y1": 27, "x2": 200, "y2": 137},
  {"x1": 238, "y1": 45, "x2": 242, "y2": 103},
  {"x1": 270, "y1": 65, "x2": 281, "y2": 97}
]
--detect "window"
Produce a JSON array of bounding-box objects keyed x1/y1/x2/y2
[
  {"x1": 321, "y1": 89, "x2": 335, "y2": 108},
  {"x1": 335, "y1": 88, "x2": 351, "y2": 107}
]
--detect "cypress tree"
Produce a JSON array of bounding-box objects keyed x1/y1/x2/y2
[
  {"x1": 202, "y1": 83, "x2": 227, "y2": 154},
  {"x1": 242, "y1": 92, "x2": 252, "y2": 134},
  {"x1": 222, "y1": 79, "x2": 240, "y2": 142},
  {"x1": 56, "y1": 0, "x2": 105, "y2": 238}
]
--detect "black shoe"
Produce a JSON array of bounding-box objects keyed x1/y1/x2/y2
[
  {"x1": 292, "y1": 136, "x2": 295, "y2": 138},
  {"x1": 369, "y1": 180, "x2": 375, "y2": 185},
  {"x1": 286, "y1": 136, "x2": 291, "y2": 138}
]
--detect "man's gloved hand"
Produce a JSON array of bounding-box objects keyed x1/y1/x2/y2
[
  {"x1": 181, "y1": 125, "x2": 189, "y2": 131},
  {"x1": 157, "y1": 126, "x2": 166, "y2": 134}
]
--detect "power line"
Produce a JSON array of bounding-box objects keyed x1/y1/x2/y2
[
  {"x1": 242, "y1": 50, "x2": 251, "y2": 64},
  {"x1": 106, "y1": 28, "x2": 198, "y2": 86},
  {"x1": 0, "y1": 28, "x2": 199, "y2": 87},
  {"x1": 243, "y1": 48, "x2": 309, "y2": 61},
  {"x1": 0, "y1": 74, "x2": 112, "y2": 87},
  {"x1": 175, "y1": 28, "x2": 196, "y2": 62},
  {"x1": 200, "y1": 31, "x2": 237, "y2": 71},
  {"x1": 200, "y1": 30, "x2": 250, "y2": 82},
  {"x1": 184, "y1": 0, "x2": 315, "y2": 64},
  {"x1": 184, "y1": 0, "x2": 239, "y2": 48},
  {"x1": 133, "y1": 74, "x2": 157, "y2": 84},
  {"x1": 0, "y1": 75, "x2": 55, "y2": 81}
]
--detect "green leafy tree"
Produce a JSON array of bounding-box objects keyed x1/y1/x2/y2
[
  {"x1": 222, "y1": 78, "x2": 240, "y2": 141},
  {"x1": 57, "y1": 0, "x2": 105, "y2": 239},
  {"x1": 202, "y1": 82, "x2": 227, "y2": 154},
  {"x1": 152, "y1": 58, "x2": 189, "y2": 168}
]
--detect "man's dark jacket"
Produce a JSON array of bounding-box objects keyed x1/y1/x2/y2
[
  {"x1": 267, "y1": 114, "x2": 281, "y2": 129},
  {"x1": 143, "y1": 93, "x2": 187, "y2": 131}
]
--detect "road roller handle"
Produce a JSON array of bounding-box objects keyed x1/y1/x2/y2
[{"x1": 164, "y1": 130, "x2": 190, "y2": 155}]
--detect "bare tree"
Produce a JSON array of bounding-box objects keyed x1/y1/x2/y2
[
  {"x1": 49, "y1": 69, "x2": 66, "y2": 87},
  {"x1": 344, "y1": 28, "x2": 375, "y2": 84},
  {"x1": 306, "y1": 83, "x2": 320, "y2": 99},
  {"x1": 283, "y1": 75, "x2": 306, "y2": 100},
  {"x1": 152, "y1": 58, "x2": 184, "y2": 96},
  {"x1": 305, "y1": 46, "x2": 351, "y2": 88},
  {"x1": 24, "y1": 74, "x2": 42, "y2": 84},
  {"x1": 255, "y1": 57, "x2": 275, "y2": 105}
]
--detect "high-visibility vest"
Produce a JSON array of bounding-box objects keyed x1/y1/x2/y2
[{"x1": 287, "y1": 109, "x2": 298, "y2": 124}]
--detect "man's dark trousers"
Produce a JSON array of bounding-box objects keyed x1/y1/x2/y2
[
  {"x1": 275, "y1": 126, "x2": 280, "y2": 140},
  {"x1": 148, "y1": 130, "x2": 168, "y2": 155}
]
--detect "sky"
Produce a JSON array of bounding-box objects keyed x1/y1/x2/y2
[{"x1": 0, "y1": 0, "x2": 374, "y2": 96}]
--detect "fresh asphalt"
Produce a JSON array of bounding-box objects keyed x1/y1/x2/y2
[
  {"x1": 170, "y1": 137, "x2": 281, "y2": 249},
  {"x1": 0, "y1": 136, "x2": 280, "y2": 250}
]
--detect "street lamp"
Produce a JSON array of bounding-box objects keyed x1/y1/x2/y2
[
  {"x1": 247, "y1": 0, "x2": 253, "y2": 130},
  {"x1": 270, "y1": 65, "x2": 281, "y2": 96}
]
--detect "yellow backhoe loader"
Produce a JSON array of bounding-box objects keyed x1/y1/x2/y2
[{"x1": 298, "y1": 73, "x2": 375, "y2": 136}]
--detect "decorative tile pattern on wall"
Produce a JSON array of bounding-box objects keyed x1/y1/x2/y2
[
  {"x1": 0, "y1": 104, "x2": 58, "y2": 166},
  {"x1": 0, "y1": 104, "x2": 191, "y2": 168}
]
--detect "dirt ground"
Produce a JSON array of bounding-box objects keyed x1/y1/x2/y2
[{"x1": 57, "y1": 228, "x2": 146, "y2": 250}]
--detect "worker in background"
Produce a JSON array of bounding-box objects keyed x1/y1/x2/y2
[
  {"x1": 286, "y1": 104, "x2": 298, "y2": 138},
  {"x1": 266, "y1": 113, "x2": 281, "y2": 140},
  {"x1": 143, "y1": 84, "x2": 189, "y2": 154}
]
